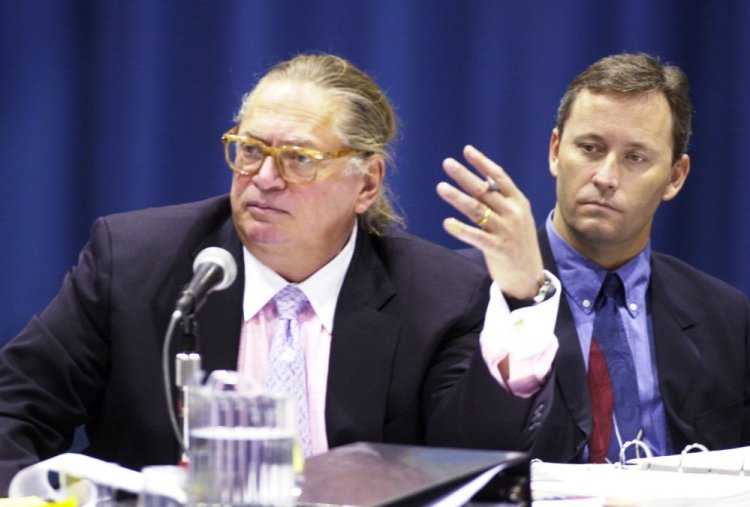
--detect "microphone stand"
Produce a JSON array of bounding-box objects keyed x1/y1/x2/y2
[{"x1": 175, "y1": 312, "x2": 202, "y2": 465}]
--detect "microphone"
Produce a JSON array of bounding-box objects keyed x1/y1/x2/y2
[{"x1": 175, "y1": 247, "x2": 238, "y2": 315}]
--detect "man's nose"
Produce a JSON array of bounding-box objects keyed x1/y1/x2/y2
[
  {"x1": 252, "y1": 154, "x2": 285, "y2": 189},
  {"x1": 592, "y1": 153, "x2": 620, "y2": 190}
]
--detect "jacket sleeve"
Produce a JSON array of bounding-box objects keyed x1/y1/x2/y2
[
  {"x1": 0, "y1": 218, "x2": 113, "y2": 495},
  {"x1": 422, "y1": 269, "x2": 555, "y2": 452}
]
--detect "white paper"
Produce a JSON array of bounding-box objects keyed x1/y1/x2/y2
[
  {"x1": 532, "y1": 460, "x2": 750, "y2": 506},
  {"x1": 9, "y1": 454, "x2": 143, "y2": 506},
  {"x1": 427, "y1": 463, "x2": 507, "y2": 507}
]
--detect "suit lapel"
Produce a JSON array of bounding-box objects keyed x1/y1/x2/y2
[
  {"x1": 649, "y1": 258, "x2": 701, "y2": 444},
  {"x1": 539, "y1": 229, "x2": 592, "y2": 438},
  {"x1": 151, "y1": 203, "x2": 243, "y2": 451},
  {"x1": 325, "y1": 230, "x2": 399, "y2": 446},
  {"x1": 192, "y1": 218, "x2": 245, "y2": 374}
]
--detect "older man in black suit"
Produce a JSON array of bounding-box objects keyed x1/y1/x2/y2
[{"x1": 0, "y1": 53, "x2": 561, "y2": 494}]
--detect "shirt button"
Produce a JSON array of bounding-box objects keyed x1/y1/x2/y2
[
  {"x1": 629, "y1": 303, "x2": 638, "y2": 312},
  {"x1": 582, "y1": 299, "x2": 592, "y2": 309}
]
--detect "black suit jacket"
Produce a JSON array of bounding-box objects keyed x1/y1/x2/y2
[
  {"x1": 0, "y1": 196, "x2": 552, "y2": 493},
  {"x1": 461, "y1": 229, "x2": 750, "y2": 460},
  {"x1": 463, "y1": 229, "x2": 750, "y2": 461}
]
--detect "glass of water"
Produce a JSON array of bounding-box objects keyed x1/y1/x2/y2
[{"x1": 187, "y1": 370, "x2": 298, "y2": 507}]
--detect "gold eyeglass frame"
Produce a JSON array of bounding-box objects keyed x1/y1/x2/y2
[{"x1": 221, "y1": 126, "x2": 363, "y2": 184}]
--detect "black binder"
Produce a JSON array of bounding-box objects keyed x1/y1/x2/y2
[{"x1": 296, "y1": 442, "x2": 530, "y2": 506}]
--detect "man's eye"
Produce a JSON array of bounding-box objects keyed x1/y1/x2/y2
[
  {"x1": 241, "y1": 144, "x2": 264, "y2": 158},
  {"x1": 291, "y1": 152, "x2": 315, "y2": 165},
  {"x1": 580, "y1": 143, "x2": 599, "y2": 153},
  {"x1": 627, "y1": 153, "x2": 647, "y2": 163}
]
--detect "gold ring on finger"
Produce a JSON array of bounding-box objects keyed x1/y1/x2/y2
[{"x1": 477, "y1": 206, "x2": 492, "y2": 230}]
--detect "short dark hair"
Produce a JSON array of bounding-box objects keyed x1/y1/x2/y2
[{"x1": 556, "y1": 53, "x2": 692, "y2": 163}]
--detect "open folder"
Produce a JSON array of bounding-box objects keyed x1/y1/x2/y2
[
  {"x1": 532, "y1": 445, "x2": 750, "y2": 506},
  {"x1": 629, "y1": 445, "x2": 750, "y2": 475},
  {"x1": 296, "y1": 442, "x2": 530, "y2": 506}
]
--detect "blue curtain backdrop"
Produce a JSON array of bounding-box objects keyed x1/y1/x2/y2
[{"x1": 1, "y1": 1, "x2": 749, "y2": 344}]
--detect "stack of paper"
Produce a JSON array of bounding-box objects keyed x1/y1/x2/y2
[
  {"x1": 532, "y1": 460, "x2": 750, "y2": 506},
  {"x1": 629, "y1": 445, "x2": 750, "y2": 475}
]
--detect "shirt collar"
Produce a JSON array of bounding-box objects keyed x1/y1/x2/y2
[
  {"x1": 545, "y1": 211, "x2": 651, "y2": 317},
  {"x1": 242, "y1": 223, "x2": 358, "y2": 332}
]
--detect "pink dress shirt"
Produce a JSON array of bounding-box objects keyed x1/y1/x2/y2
[{"x1": 238, "y1": 225, "x2": 560, "y2": 454}]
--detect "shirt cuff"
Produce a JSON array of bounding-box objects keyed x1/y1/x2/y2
[{"x1": 479, "y1": 270, "x2": 560, "y2": 398}]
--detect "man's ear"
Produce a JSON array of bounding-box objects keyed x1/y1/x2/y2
[
  {"x1": 549, "y1": 128, "x2": 561, "y2": 178},
  {"x1": 663, "y1": 153, "x2": 690, "y2": 202},
  {"x1": 355, "y1": 154, "x2": 384, "y2": 214}
]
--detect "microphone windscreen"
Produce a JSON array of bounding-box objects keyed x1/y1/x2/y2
[{"x1": 193, "y1": 247, "x2": 237, "y2": 292}]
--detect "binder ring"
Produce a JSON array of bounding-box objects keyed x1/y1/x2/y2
[
  {"x1": 618, "y1": 439, "x2": 653, "y2": 465},
  {"x1": 677, "y1": 443, "x2": 709, "y2": 473}
]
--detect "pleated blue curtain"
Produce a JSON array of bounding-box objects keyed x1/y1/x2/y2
[{"x1": 1, "y1": 0, "x2": 749, "y2": 343}]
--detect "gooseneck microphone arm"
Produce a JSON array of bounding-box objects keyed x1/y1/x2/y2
[
  {"x1": 162, "y1": 247, "x2": 238, "y2": 464},
  {"x1": 162, "y1": 310, "x2": 191, "y2": 462},
  {"x1": 174, "y1": 313, "x2": 202, "y2": 465}
]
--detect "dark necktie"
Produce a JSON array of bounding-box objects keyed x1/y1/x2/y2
[
  {"x1": 266, "y1": 285, "x2": 312, "y2": 457},
  {"x1": 587, "y1": 273, "x2": 641, "y2": 463}
]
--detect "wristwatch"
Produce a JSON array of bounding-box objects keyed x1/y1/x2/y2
[
  {"x1": 532, "y1": 272, "x2": 556, "y2": 305},
  {"x1": 507, "y1": 272, "x2": 556, "y2": 310}
]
